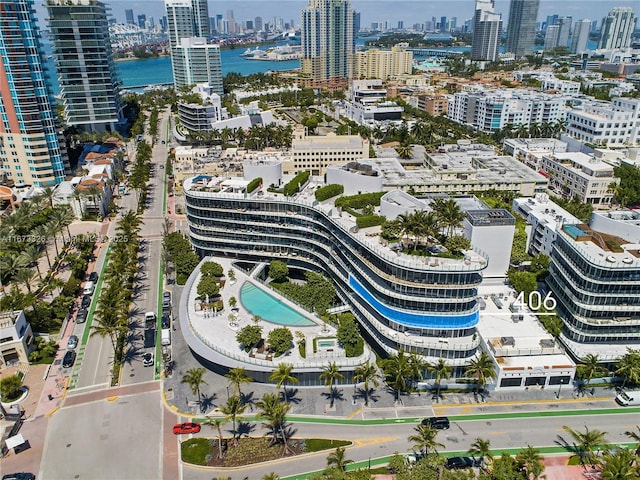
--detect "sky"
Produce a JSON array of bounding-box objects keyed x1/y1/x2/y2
[{"x1": 34, "y1": 1, "x2": 640, "y2": 30}]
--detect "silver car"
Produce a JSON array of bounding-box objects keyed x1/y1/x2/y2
[{"x1": 67, "y1": 335, "x2": 79, "y2": 350}]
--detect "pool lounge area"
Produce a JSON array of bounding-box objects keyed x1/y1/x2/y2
[{"x1": 239, "y1": 281, "x2": 316, "y2": 327}]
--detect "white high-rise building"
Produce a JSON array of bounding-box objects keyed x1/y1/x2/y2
[
  {"x1": 571, "y1": 19, "x2": 591, "y2": 54},
  {"x1": 598, "y1": 7, "x2": 637, "y2": 50},
  {"x1": 165, "y1": 0, "x2": 221, "y2": 92},
  {"x1": 301, "y1": 0, "x2": 356, "y2": 82},
  {"x1": 471, "y1": 0, "x2": 502, "y2": 61},
  {"x1": 556, "y1": 17, "x2": 572, "y2": 49},
  {"x1": 544, "y1": 24, "x2": 560, "y2": 50}
]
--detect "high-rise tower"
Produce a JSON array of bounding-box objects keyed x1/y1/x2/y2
[
  {"x1": 505, "y1": 0, "x2": 540, "y2": 58},
  {"x1": 301, "y1": 0, "x2": 356, "y2": 82},
  {"x1": 598, "y1": 7, "x2": 637, "y2": 50},
  {"x1": 0, "y1": 0, "x2": 68, "y2": 186},
  {"x1": 571, "y1": 19, "x2": 591, "y2": 54},
  {"x1": 46, "y1": 0, "x2": 123, "y2": 133},
  {"x1": 471, "y1": 0, "x2": 502, "y2": 61},
  {"x1": 165, "y1": 0, "x2": 221, "y2": 93}
]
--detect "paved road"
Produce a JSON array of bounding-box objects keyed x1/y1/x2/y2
[
  {"x1": 121, "y1": 107, "x2": 170, "y2": 386},
  {"x1": 182, "y1": 410, "x2": 640, "y2": 480}
]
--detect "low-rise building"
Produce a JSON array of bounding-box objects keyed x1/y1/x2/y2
[
  {"x1": 448, "y1": 87, "x2": 567, "y2": 133},
  {"x1": 0, "y1": 310, "x2": 34, "y2": 367},
  {"x1": 417, "y1": 94, "x2": 449, "y2": 116},
  {"x1": 177, "y1": 84, "x2": 223, "y2": 132},
  {"x1": 512, "y1": 194, "x2": 580, "y2": 256},
  {"x1": 539, "y1": 152, "x2": 618, "y2": 206},
  {"x1": 565, "y1": 97, "x2": 640, "y2": 147},
  {"x1": 503, "y1": 138, "x2": 568, "y2": 171},
  {"x1": 288, "y1": 127, "x2": 369, "y2": 176},
  {"x1": 343, "y1": 79, "x2": 403, "y2": 126}
]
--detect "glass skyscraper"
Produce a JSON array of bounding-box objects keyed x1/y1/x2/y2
[
  {"x1": 0, "y1": 0, "x2": 67, "y2": 186},
  {"x1": 505, "y1": 0, "x2": 540, "y2": 58},
  {"x1": 471, "y1": 0, "x2": 502, "y2": 62},
  {"x1": 301, "y1": 0, "x2": 356, "y2": 82},
  {"x1": 46, "y1": 0, "x2": 123, "y2": 133}
]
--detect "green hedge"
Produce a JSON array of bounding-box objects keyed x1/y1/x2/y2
[
  {"x1": 283, "y1": 171, "x2": 310, "y2": 196},
  {"x1": 247, "y1": 177, "x2": 262, "y2": 193},
  {"x1": 335, "y1": 191, "x2": 385, "y2": 209},
  {"x1": 356, "y1": 215, "x2": 386, "y2": 228},
  {"x1": 315, "y1": 184, "x2": 344, "y2": 201}
]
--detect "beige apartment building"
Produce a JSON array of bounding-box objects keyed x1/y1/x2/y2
[
  {"x1": 353, "y1": 43, "x2": 413, "y2": 80},
  {"x1": 417, "y1": 94, "x2": 449, "y2": 116},
  {"x1": 287, "y1": 127, "x2": 369, "y2": 176}
]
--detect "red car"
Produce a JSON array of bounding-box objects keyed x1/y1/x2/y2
[{"x1": 173, "y1": 422, "x2": 201, "y2": 435}]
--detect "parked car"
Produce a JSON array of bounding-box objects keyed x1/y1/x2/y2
[
  {"x1": 161, "y1": 315, "x2": 170, "y2": 329},
  {"x1": 142, "y1": 352, "x2": 154, "y2": 367},
  {"x1": 89, "y1": 271, "x2": 98, "y2": 283},
  {"x1": 144, "y1": 329, "x2": 156, "y2": 348},
  {"x1": 162, "y1": 299, "x2": 171, "y2": 311},
  {"x1": 67, "y1": 335, "x2": 79, "y2": 350},
  {"x1": 446, "y1": 457, "x2": 474, "y2": 469},
  {"x1": 421, "y1": 416, "x2": 450, "y2": 430},
  {"x1": 81, "y1": 294, "x2": 91, "y2": 308},
  {"x1": 2, "y1": 473, "x2": 36, "y2": 480},
  {"x1": 62, "y1": 350, "x2": 76, "y2": 368},
  {"x1": 76, "y1": 308, "x2": 88, "y2": 324},
  {"x1": 173, "y1": 422, "x2": 201, "y2": 434},
  {"x1": 163, "y1": 291, "x2": 171, "y2": 301}
]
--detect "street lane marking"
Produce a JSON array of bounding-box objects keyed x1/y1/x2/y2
[{"x1": 354, "y1": 436, "x2": 401, "y2": 447}]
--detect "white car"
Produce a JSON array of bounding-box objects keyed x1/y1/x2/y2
[{"x1": 142, "y1": 352, "x2": 154, "y2": 367}]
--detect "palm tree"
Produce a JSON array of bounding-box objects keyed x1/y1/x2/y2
[
  {"x1": 600, "y1": 448, "x2": 636, "y2": 480},
  {"x1": 382, "y1": 349, "x2": 412, "y2": 403},
  {"x1": 85, "y1": 185, "x2": 103, "y2": 215},
  {"x1": 516, "y1": 445, "x2": 545, "y2": 480},
  {"x1": 256, "y1": 392, "x2": 292, "y2": 454},
  {"x1": 262, "y1": 474, "x2": 280, "y2": 480},
  {"x1": 427, "y1": 358, "x2": 453, "y2": 400},
  {"x1": 615, "y1": 349, "x2": 640, "y2": 389},
  {"x1": 576, "y1": 354, "x2": 607, "y2": 389},
  {"x1": 624, "y1": 426, "x2": 640, "y2": 454},
  {"x1": 225, "y1": 367, "x2": 252, "y2": 397},
  {"x1": 408, "y1": 424, "x2": 445, "y2": 455},
  {"x1": 39, "y1": 186, "x2": 59, "y2": 209},
  {"x1": 33, "y1": 225, "x2": 52, "y2": 269},
  {"x1": 468, "y1": 437, "x2": 493, "y2": 465},
  {"x1": 326, "y1": 446, "x2": 353, "y2": 472},
  {"x1": 181, "y1": 367, "x2": 208, "y2": 406},
  {"x1": 562, "y1": 425, "x2": 609, "y2": 467},
  {"x1": 203, "y1": 416, "x2": 227, "y2": 459},
  {"x1": 14, "y1": 268, "x2": 37, "y2": 293},
  {"x1": 464, "y1": 352, "x2": 497, "y2": 394},
  {"x1": 91, "y1": 315, "x2": 127, "y2": 362},
  {"x1": 220, "y1": 395, "x2": 247, "y2": 446},
  {"x1": 353, "y1": 360, "x2": 379, "y2": 407},
  {"x1": 433, "y1": 198, "x2": 466, "y2": 239},
  {"x1": 395, "y1": 144, "x2": 414, "y2": 160},
  {"x1": 319, "y1": 361, "x2": 344, "y2": 408},
  {"x1": 0, "y1": 253, "x2": 28, "y2": 284},
  {"x1": 408, "y1": 352, "x2": 428, "y2": 387},
  {"x1": 50, "y1": 206, "x2": 75, "y2": 242},
  {"x1": 397, "y1": 212, "x2": 416, "y2": 249},
  {"x1": 269, "y1": 363, "x2": 298, "y2": 400}
]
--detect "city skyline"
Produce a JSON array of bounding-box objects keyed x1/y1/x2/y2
[{"x1": 33, "y1": 1, "x2": 640, "y2": 31}]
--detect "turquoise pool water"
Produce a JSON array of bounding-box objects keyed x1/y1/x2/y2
[
  {"x1": 564, "y1": 224, "x2": 587, "y2": 239},
  {"x1": 318, "y1": 339, "x2": 337, "y2": 348},
  {"x1": 239, "y1": 282, "x2": 315, "y2": 327}
]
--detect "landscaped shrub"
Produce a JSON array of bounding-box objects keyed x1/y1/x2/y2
[
  {"x1": 335, "y1": 191, "x2": 385, "y2": 209},
  {"x1": 315, "y1": 184, "x2": 344, "y2": 201},
  {"x1": 247, "y1": 177, "x2": 262, "y2": 193},
  {"x1": 283, "y1": 171, "x2": 310, "y2": 196},
  {"x1": 356, "y1": 215, "x2": 386, "y2": 228},
  {"x1": 336, "y1": 313, "x2": 364, "y2": 357},
  {"x1": 267, "y1": 327, "x2": 293, "y2": 356}
]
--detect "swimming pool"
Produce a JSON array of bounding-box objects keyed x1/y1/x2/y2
[
  {"x1": 317, "y1": 338, "x2": 337, "y2": 349},
  {"x1": 564, "y1": 224, "x2": 588, "y2": 239},
  {"x1": 239, "y1": 282, "x2": 316, "y2": 327}
]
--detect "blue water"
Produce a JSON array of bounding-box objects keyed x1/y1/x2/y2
[
  {"x1": 41, "y1": 36, "x2": 379, "y2": 94},
  {"x1": 564, "y1": 224, "x2": 587, "y2": 239},
  {"x1": 239, "y1": 282, "x2": 315, "y2": 327}
]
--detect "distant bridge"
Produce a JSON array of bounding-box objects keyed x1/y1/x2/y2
[{"x1": 408, "y1": 48, "x2": 466, "y2": 58}]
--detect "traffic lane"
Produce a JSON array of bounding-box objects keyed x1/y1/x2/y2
[
  {"x1": 41, "y1": 390, "x2": 163, "y2": 480},
  {"x1": 121, "y1": 238, "x2": 162, "y2": 386},
  {"x1": 182, "y1": 412, "x2": 640, "y2": 480}
]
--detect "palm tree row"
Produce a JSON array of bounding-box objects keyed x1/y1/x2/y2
[
  {"x1": 184, "y1": 124, "x2": 293, "y2": 150},
  {"x1": 575, "y1": 349, "x2": 640, "y2": 391},
  {"x1": 91, "y1": 212, "x2": 143, "y2": 381},
  {"x1": 128, "y1": 140, "x2": 152, "y2": 211}
]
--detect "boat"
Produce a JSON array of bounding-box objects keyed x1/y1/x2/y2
[{"x1": 240, "y1": 47, "x2": 262, "y2": 57}]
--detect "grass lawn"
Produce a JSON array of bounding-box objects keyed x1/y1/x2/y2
[{"x1": 181, "y1": 437, "x2": 352, "y2": 467}]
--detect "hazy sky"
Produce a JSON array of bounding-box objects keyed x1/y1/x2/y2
[{"x1": 35, "y1": 1, "x2": 640, "y2": 29}]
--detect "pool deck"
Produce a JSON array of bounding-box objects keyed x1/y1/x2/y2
[{"x1": 185, "y1": 257, "x2": 372, "y2": 369}]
